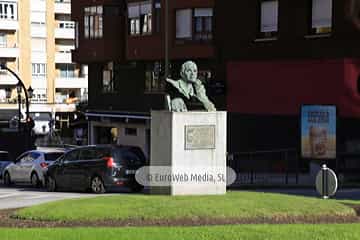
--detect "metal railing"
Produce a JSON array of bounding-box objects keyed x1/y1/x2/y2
[{"x1": 227, "y1": 149, "x2": 301, "y2": 186}]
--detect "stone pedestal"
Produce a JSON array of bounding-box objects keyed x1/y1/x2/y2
[{"x1": 150, "y1": 111, "x2": 227, "y2": 195}]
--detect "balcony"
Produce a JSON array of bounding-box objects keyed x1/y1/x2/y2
[
  {"x1": 55, "y1": 52, "x2": 72, "y2": 63},
  {"x1": 0, "y1": 20, "x2": 18, "y2": 31},
  {"x1": 55, "y1": 21, "x2": 75, "y2": 38},
  {"x1": 54, "y1": 1, "x2": 71, "y2": 14},
  {"x1": 55, "y1": 76, "x2": 88, "y2": 89},
  {"x1": 0, "y1": 46, "x2": 19, "y2": 58},
  {"x1": 0, "y1": 72, "x2": 17, "y2": 84}
]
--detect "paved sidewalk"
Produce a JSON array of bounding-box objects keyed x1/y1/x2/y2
[{"x1": 0, "y1": 187, "x2": 96, "y2": 210}]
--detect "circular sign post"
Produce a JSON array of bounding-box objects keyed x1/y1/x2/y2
[{"x1": 315, "y1": 164, "x2": 338, "y2": 199}]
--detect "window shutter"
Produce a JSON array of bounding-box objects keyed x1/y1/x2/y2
[
  {"x1": 312, "y1": 0, "x2": 332, "y2": 28},
  {"x1": 128, "y1": 5, "x2": 140, "y2": 18},
  {"x1": 261, "y1": 1, "x2": 278, "y2": 32},
  {"x1": 31, "y1": 11, "x2": 46, "y2": 23},
  {"x1": 176, "y1": 9, "x2": 192, "y2": 39},
  {"x1": 31, "y1": 38, "x2": 46, "y2": 52},
  {"x1": 194, "y1": 8, "x2": 213, "y2": 17}
]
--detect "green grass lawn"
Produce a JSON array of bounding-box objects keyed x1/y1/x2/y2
[
  {"x1": 14, "y1": 191, "x2": 355, "y2": 221},
  {"x1": 1, "y1": 224, "x2": 360, "y2": 240}
]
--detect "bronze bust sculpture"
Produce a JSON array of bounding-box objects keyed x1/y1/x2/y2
[{"x1": 165, "y1": 61, "x2": 216, "y2": 112}]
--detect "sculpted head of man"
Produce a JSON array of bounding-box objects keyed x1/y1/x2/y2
[{"x1": 180, "y1": 61, "x2": 198, "y2": 83}]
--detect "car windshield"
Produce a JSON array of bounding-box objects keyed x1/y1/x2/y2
[
  {"x1": 0, "y1": 152, "x2": 9, "y2": 161},
  {"x1": 44, "y1": 152, "x2": 64, "y2": 161}
]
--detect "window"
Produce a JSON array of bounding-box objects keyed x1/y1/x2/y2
[
  {"x1": 58, "y1": 21, "x2": 75, "y2": 29},
  {"x1": 31, "y1": 38, "x2": 46, "y2": 52},
  {"x1": 175, "y1": 8, "x2": 213, "y2": 42},
  {"x1": 311, "y1": 0, "x2": 332, "y2": 34},
  {"x1": 79, "y1": 148, "x2": 97, "y2": 160},
  {"x1": 145, "y1": 62, "x2": 165, "y2": 93},
  {"x1": 31, "y1": 11, "x2": 45, "y2": 25},
  {"x1": 30, "y1": 152, "x2": 41, "y2": 160},
  {"x1": 176, "y1": 9, "x2": 192, "y2": 39},
  {"x1": 58, "y1": 64, "x2": 75, "y2": 78},
  {"x1": 0, "y1": 34, "x2": 6, "y2": 47},
  {"x1": 64, "y1": 150, "x2": 80, "y2": 162},
  {"x1": 125, "y1": 128, "x2": 137, "y2": 136},
  {"x1": 194, "y1": 8, "x2": 213, "y2": 41},
  {"x1": 122, "y1": 151, "x2": 142, "y2": 165},
  {"x1": 154, "y1": 0, "x2": 161, "y2": 33},
  {"x1": 19, "y1": 154, "x2": 32, "y2": 164},
  {"x1": 102, "y1": 62, "x2": 116, "y2": 93},
  {"x1": 0, "y1": 2, "x2": 17, "y2": 20},
  {"x1": 44, "y1": 153, "x2": 64, "y2": 161},
  {"x1": 84, "y1": 6, "x2": 103, "y2": 39},
  {"x1": 31, "y1": 88, "x2": 47, "y2": 103},
  {"x1": 32, "y1": 63, "x2": 46, "y2": 76},
  {"x1": 128, "y1": 1, "x2": 152, "y2": 36},
  {"x1": 259, "y1": 0, "x2": 278, "y2": 38}
]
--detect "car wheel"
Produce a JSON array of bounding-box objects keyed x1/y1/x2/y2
[
  {"x1": 31, "y1": 173, "x2": 40, "y2": 188},
  {"x1": 90, "y1": 176, "x2": 105, "y2": 194},
  {"x1": 3, "y1": 172, "x2": 12, "y2": 186},
  {"x1": 46, "y1": 176, "x2": 57, "y2": 192}
]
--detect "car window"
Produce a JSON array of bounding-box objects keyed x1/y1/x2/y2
[
  {"x1": 64, "y1": 150, "x2": 79, "y2": 162},
  {"x1": 95, "y1": 148, "x2": 111, "y2": 159},
  {"x1": 0, "y1": 152, "x2": 9, "y2": 162},
  {"x1": 85, "y1": 147, "x2": 111, "y2": 160},
  {"x1": 44, "y1": 152, "x2": 64, "y2": 161},
  {"x1": 30, "y1": 152, "x2": 41, "y2": 160},
  {"x1": 121, "y1": 151, "x2": 143, "y2": 165},
  {"x1": 15, "y1": 152, "x2": 28, "y2": 163},
  {"x1": 129, "y1": 147, "x2": 146, "y2": 163},
  {"x1": 19, "y1": 154, "x2": 32, "y2": 164},
  {"x1": 56, "y1": 154, "x2": 65, "y2": 163},
  {"x1": 79, "y1": 148, "x2": 96, "y2": 160}
]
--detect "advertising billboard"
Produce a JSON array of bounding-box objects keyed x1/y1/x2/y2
[{"x1": 301, "y1": 105, "x2": 336, "y2": 159}]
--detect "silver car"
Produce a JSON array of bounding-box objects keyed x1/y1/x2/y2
[{"x1": 3, "y1": 148, "x2": 65, "y2": 187}]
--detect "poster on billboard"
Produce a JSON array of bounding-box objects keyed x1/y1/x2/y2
[{"x1": 301, "y1": 105, "x2": 336, "y2": 159}]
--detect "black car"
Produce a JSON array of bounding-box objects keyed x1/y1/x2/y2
[{"x1": 45, "y1": 145, "x2": 146, "y2": 193}]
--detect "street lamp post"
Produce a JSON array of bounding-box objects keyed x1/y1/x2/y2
[
  {"x1": 16, "y1": 84, "x2": 22, "y2": 129},
  {"x1": 164, "y1": 0, "x2": 169, "y2": 79},
  {"x1": 0, "y1": 63, "x2": 32, "y2": 123}
]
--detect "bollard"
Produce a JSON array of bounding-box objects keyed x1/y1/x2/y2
[{"x1": 315, "y1": 164, "x2": 338, "y2": 199}]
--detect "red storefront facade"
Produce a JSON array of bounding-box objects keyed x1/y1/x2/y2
[{"x1": 227, "y1": 58, "x2": 360, "y2": 118}]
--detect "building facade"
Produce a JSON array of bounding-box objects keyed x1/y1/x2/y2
[
  {"x1": 72, "y1": 0, "x2": 360, "y2": 180},
  {"x1": 216, "y1": 0, "x2": 360, "y2": 176},
  {"x1": 0, "y1": 0, "x2": 88, "y2": 126},
  {"x1": 71, "y1": 0, "x2": 222, "y2": 157}
]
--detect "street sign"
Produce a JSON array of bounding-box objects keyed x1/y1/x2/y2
[{"x1": 315, "y1": 164, "x2": 338, "y2": 199}]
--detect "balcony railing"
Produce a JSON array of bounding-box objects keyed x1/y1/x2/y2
[
  {"x1": 54, "y1": 1, "x2": 71, "y2": 14},
  {"x1": 55, "y1": 27, "x2": 74, "y2": 39},
  {"x1": 55, "y1": 76, "x2": 88, "y2": 89},
  {"x1": 55, "y1": 51, "x2": 72, "y2": 63},
  {"x1": 0, "y1": 19, "x2": 18, "y2": 30},
  {"x1": 0, "y1": 46, "x2": 19, "y2": 58}
]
